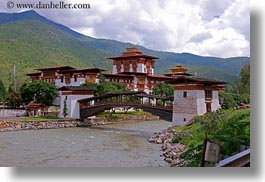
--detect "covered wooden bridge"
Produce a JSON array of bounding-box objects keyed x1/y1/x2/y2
[{"x1": 78, "y1": 91, "x2": 173, "y2": 121}]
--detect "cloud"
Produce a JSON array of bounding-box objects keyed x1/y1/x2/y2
[
  {"x1": 189, "y1": 32, "x2": 212, "y2": 43},
  {"x1": 0, "y1": 0, "x2": 250, "y2": 58}
]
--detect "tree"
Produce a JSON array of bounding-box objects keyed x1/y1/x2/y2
[
  {"x1": 98, "y1": 73, "x2": 106, "y2": 83},
  {"x1": 81, "y1": 82, "x2": 99, "y2": 90},
  {"x1": 218, "y1": 91, "x2": 237, "y2": 109},
  {"x1": 63, "y1": 99, "x2": 68, "y2": 118},
  {"x1": 81, "y1": 82, "x2": 126, "y2": 96},
  {"x1": 219, "y1": 91, "x2": 250, "y2": 109},
  {"x1": 0, "y1": 80, "x2": 6, "y2": 102},
  {"x1": 19, "y1": 81, "x2": 58, "y2": 106},
  {"x1": 239, "y1": 64, "x2": 250, "y2": 95},
  {"x1": 152, "y1": 82, "x2": 174, "y2": 97},
  {"x1": 5, "y1": 91, "x2": 22, "y2": 108}
]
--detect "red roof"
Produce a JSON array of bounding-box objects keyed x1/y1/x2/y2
[
  {"x1": 107, "y1": 54, "x2": 159, "y2": 60},
  {"x1": 164, "y1": 73, "x2": 194, "y2": 77},
  {"x1": 26, "y1": 72, "x2": 41, "y2": 76},
  {"x1": 36, "y1": 66, "x2": 74, "y2": 71},
  {"x1": 166, "y1": 76, "x2": 227, "y2": 85},
  {"x1": 27, "y1": 103, "x2": 46, "y2": 108},
  {"x1": 58, "y1": 68, "x2": 105, "y2": 74},
  {"x1": 59, "y1": 86, "x2": 96, "y2": 91},
  {"x1": 103, "y1": 73, "x2": 134, "y2": 78},
  {"x1": 119, "y1": 72, "x2": 148, "y2": 76},
  {"x1": 148, "y1": 75, "x2": 173, "y2": 79}
]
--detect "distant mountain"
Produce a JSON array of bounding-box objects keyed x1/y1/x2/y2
[
  {"x1": 84, "y1": 38, "x2": 249, "y2": 76},
  {"x1": 0, "y1": 10, "x2": 84, "y2": 38},
  {"x1": 0, "y1": 10, "x2": 249, "y2": 88},
  {"x1": 0, "y1": 19, "x2": 110, "y2": 88}
]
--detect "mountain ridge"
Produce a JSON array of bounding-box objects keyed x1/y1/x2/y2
[{"x1": 0, "y1": 10, "x2": 249, "y2": 89}]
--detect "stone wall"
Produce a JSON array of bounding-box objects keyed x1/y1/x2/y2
[
  {"x1": 83, "y1": 115, "x2": 160, "y2": 126},
  {"x1": 0, "y1": 109, "x2": 27, "y2": 117},
  {"x1": 0, "y1": 120, "x2": 81, "y2": 132},
  {"x1": 172, "y1": 90, "x2": 198, "y2": 126}
]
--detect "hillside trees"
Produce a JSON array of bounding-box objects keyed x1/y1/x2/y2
[
  {"x1": 219, "y1": 92, "x2": 250, "y2": 109},
  {"x1": 19, "y1": 81, "x2": 58, "y2": 106},
  {"x1": 0, "y1": 80, "x2": 6, "y2": 102},
  {"x1": 239, "y1": 63, "x2": 250, "y2": 94},
  {"x1": 225, "y1": 63, "x2": 250, "y2": 94}
]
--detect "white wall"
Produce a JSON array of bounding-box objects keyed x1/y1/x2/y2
[
  {"x1": 172, "y1": 89, "x2": 222, "y2": 126},
  {"x1": 196, "y1": 90, "x2": 207, "y2": 115},
  {"x1": 137, "y1": 63, "x2": 146, "y2": 73},
  {"x1": 53, "y1": 96, "x2": 61, "y2": 106},
  {"x1": 129, "y1": 64, "x2": 133, "y2": 72},
  {"x1": 60, "y1": 94, "x2": 93, "y2": 119},
  {"x1": 151, "y1": 68, "x2": 154, "y2": 75},
  {"x1": 55, "y1": 77, "x2": 86, "y2": 87},
  {"x1": 112, "y1": 65, "x2": 117, "y2": 74},
  {"x1": 211, "y1": 91, "x2": 221, "y2": 111},
  {"x1": 172, "y1": 89, "x2": 198, "y2": 126},
  {"x1": 172, "y1": 113, "x2": 195, "y2": 126}
]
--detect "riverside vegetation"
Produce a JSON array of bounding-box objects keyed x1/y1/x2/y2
[{"x1": 149, "y1": 108, "x2": 250, "y2": 167}]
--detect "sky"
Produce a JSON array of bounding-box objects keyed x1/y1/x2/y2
[{"x1": 0, "y1": 0, "x2": 250, "y2": 58}]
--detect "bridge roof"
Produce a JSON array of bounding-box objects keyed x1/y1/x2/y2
[
  {"x1": 78, "y1": 91, "x2": 145, "y2": 103},
  {"x1": 135, "y1": 93, "x2": 173, "y2": 100}
]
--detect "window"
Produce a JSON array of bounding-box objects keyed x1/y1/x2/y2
[
  {"x1": 74, "y1": 76, "x2": 77, "y2": 82},
  {"x1": 183, "y1": 118, "x2": 186, "y2": 122},
  {"x1": 183, "y1": 91, "x2": 187, "y2": 98},
  {"x1": 205, "y1": 90, "x2": 213, "y2": 99},
  {"x1": 61, "y1": 77, "x2": 64, "y2": 83}
]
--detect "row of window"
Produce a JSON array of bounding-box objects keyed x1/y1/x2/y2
[{"x1": 108, "y1": 79, "x2": 133, "y2": 83}]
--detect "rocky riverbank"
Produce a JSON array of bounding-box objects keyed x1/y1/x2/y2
[
  {"x1": 0, "y1": 120, "x2": 82, "y2": 132},
  {"x1": 0, "y1": 115, "x2": 160, "y2": 132},
  {"x1": 148, "y1": 128, "x2": 186, "y2": 166}
]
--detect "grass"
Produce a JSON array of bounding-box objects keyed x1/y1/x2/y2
[
  {"x1": 18, "y1": 116, "x2": 62, "y2": 122},
  {"x1": 172, "y1": 108, "x2": 250, "y2": 166},
  {"x1": 96, "y1": 110, "x2": 151, "y2": 117},
  {"x1": 174, "y1": 108, "x2": 250, "y2": 144}
]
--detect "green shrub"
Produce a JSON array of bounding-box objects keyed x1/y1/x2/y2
[
  {"x1": 176, "y1": 108, "x2": 250, "y2": 166},
  {"x1": 219, "y1": 91, "x2": 250, "y2": 109}
]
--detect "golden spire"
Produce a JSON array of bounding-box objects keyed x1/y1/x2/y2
[
  {"x1": 123, "y1": 45, "x2": 142, "y2": 56},
  {"x1": 170, "y1": 64, "x2": 188, "y2": 75}
]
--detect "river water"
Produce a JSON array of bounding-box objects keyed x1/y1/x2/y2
[{"x1": 0, "y1": 120, "x2": 171, "y2": 167}]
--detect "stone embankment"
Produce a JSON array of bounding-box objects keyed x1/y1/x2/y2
[
  {"x1": 84, "y1": 115, "x2": 159, "y2": 126},
  {"x1": 0, "y1": 120, "x2": 82, "y2": 132},
  {"x1": 148, "y1": 128, "x2": 186, "y2": 166}
]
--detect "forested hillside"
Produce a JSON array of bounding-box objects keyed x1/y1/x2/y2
[{"x1": 0, "y1": 10, "x2": 250, "y2": 89}]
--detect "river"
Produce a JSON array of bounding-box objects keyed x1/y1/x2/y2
[{"x1": 0, "y1": 120, "x2": 171, "y2": 167}]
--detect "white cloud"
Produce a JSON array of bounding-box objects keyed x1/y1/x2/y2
[{"x1": 0, "y1": 0, "x2": 250, "y2": 58}]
